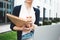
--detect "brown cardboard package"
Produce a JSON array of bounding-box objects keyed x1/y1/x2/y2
[{"x1": 6, "y1": 14, "x2": 28, "y2": 27}]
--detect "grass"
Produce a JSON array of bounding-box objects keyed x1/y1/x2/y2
[{"x1": 0, "y1": 31, "x2": 17, "y2": 40}]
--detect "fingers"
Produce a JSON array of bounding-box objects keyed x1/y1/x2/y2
[
  {"x1": 25, "y1": 22, "x2": 33, "y2": 28},
  {"x1": 22, "y1": 28, "x2": 31, "y2": 32},
  {"x1": 26, "y1": 16, "x2": 33, "y2": 27},
  {"x1": 23, "y1": 25, "x2": 34, "y2": 32},
  {"x1": 13, "y1": 26, "x2": 24, "y2": 31}
]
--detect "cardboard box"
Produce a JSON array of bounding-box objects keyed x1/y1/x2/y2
[{"x1": 6, "y1": 14, "x2": 29, "y2": 27}]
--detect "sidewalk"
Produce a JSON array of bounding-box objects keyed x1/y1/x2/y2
[
  {"x1": 0, "y1": 24, "x2": 11, "y2": 33},
  {"x1": 52, "y1": 22, "x2": 60, "y2": 25}
]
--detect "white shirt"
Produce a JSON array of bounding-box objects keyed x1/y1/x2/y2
[{"x1": 19, "y1": 4, "x2": 36, "y2": 35}]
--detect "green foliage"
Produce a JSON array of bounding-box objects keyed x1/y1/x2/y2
[
  {"x1": 43, "y1": 20, "x2": 52, "y2": 25},
  {"x1": 0, "y1": 31, "x2": 17, "y2": 40},
  {"x1": 52, "y1": 18, "x2": 60, "y2": 23}
]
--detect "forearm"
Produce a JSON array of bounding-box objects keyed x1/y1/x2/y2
[{"x1": 13, "y1": 26, "x2": 23, "y2": 31}]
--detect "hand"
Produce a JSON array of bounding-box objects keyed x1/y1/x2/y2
[
  {"x1": 23, "y1": 24, "x2": 35, "y2": 32},
  {"x1": 25, "y1": 22, "x2": 33, "y2": 28},
  {"x1": 22, "y1": 27, "x2": 30, "y2": 32},
  {"x1": 25, "y1": 16, "x2": 33, "y2": 28}
]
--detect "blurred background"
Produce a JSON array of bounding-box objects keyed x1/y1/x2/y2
[
  {"x1": 0, "y1": 0, "x2": 60, "y2": 25},
  {"x1": 0, "y1": 0, "x2": 14, "y2": 24},
  {"x1": 0, "y1": 0, "x2": 60, "y2": 40}
]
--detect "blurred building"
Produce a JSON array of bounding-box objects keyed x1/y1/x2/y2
[
  {"x1": 38, "y1": 0, "x2": 58, "y2": 20},
  {"x1": 0, "y1": 0, "x2": 14, "y2": 24}
]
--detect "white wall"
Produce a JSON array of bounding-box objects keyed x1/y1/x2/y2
[
  {"x1": 40, "y1": 0, "x2": 59, "y2": 18},
  {"x1": 57, "y1": 0, "x2": 60, "y2": 18}
]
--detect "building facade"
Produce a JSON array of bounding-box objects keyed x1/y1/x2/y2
[
  {"x1": 0, "y1": 0, "x2": 14, "y2": 24},
  {"x1": 39, "y1": 0, "x2": 58, "y2": 19}
]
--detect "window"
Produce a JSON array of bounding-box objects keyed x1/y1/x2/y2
[
  {"x1": 7, "y1": 4, "x2": 9, "y2": 9},
  {"x1": 10, "y1": 0, "x2": 14, "y2": 2},
  {"x1": 0, "y1": 11, "x2": 3, "y2": 17},
  {"x1": 7, "y1": 4, "x2": 11, "y2": 9},
  {"x1": 8, "y1": 0, "x2": 14, "y2": 2},
  {"x1": 4, "y1": 3, "x2": 6, "y2": 8},
  {"x1": 5, "y1": 0, "x2": 8, "y2": 1},
  {"x1": 7, "y1": 4, "x2": 12, "y2": 9},
  {"x1": 8, "y1": 0, "x2": 10, "y2": 1},
  {"x1": 10, "y1": 4, "x2": 11, "y2": 9},
  {"x1": 0, "y1": 2, "x2": 3, "y2": 8},
  {"x1": 10, "y1": 5, "x2": 13, "y2": 13},
  {"x1": 0, "y1": 11, "x2": 5, "y2": 23}
]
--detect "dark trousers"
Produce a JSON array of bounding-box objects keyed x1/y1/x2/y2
[{"x1": 17, "y1": 31, "x2": 22, "y2": 40}]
